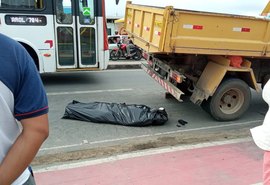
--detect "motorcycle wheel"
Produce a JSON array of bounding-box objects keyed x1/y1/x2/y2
[
  {"x1": 132, "y1": 50, "x2": 142, "y2": 61},
  {"x1": 110, "y1": 50, "x2": 120, "y2": 61}
]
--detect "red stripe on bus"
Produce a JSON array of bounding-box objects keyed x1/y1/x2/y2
[{"x1": 44, "y1": 40, "x2": 53, "y2": 48}]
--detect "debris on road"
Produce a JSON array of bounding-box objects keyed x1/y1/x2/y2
[{"x1": 177, "y1": 119, "x2": 188, "y2": 127}]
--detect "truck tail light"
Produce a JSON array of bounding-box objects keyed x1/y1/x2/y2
[{"x1": 170, "y1": 71, "x2": 183, "y2": 83}]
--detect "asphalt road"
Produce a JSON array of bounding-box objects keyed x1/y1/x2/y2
[{"x1": 35, "y1": 66, "x2": 267, "y2": 167}]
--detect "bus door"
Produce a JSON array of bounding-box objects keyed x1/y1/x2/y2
[{"x1": 54, "y1": 0, "x2": 97, "y2": 69}]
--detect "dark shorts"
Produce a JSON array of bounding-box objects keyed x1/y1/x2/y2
[{"x1": 23, "y1": 175, "x2": 36, "y2": 185}]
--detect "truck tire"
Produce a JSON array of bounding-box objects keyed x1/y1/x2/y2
[
  {"x1": 201, "y1": 78, "x2": 251, "y2": 121},
  {"x1": 178, "y1": 80, "x2": 193, "y2": 96},
  {"x1": 262, "y1": 74, "x2": 270, "y2": 89}
]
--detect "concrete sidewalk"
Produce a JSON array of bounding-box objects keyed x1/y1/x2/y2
[
  {"x1": 34, "y1": 139, "x2": 263, "y2": 185},
  {"x1": 107, "y1": 60, "x2": 143, "y2": 69}
]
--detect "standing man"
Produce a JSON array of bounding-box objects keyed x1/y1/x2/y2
[
  {"x1": 0, "y1": 33, "x2": 49, "y2": 185},
  {"x1": 251, "y1": 79, "x2": 270, "y2": 184}
]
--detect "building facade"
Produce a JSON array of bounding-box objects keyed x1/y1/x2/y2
[{"x1": 105, "y1": 0, "x2": 126, "y2": 36}]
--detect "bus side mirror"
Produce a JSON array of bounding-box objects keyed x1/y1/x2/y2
[{"x1": 116, "y1": 0, "x2": 119, "y2": 5}]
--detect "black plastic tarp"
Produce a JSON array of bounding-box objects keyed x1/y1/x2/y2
[{"x1": 62, "y1": 101, "x2": 168, "y2": 126}]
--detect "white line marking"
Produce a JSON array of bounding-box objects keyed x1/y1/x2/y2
[
  {"x1": 40, "y1": 119, "x2": 262, "y2": 151},
  {"x1": 36, "y1": 138, "x2": 253, "y2": 173},
  {"x1": 40, "y1": 143, "x2": 84, "y2": 151},
  {"x1": 94, "y1": 69, "x2": 142, "y2": 73},
  {"x1": 47, "y1": 88, "x2": 133, "y2": 96}
]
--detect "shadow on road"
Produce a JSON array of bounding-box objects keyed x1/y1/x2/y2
[{"x1": 41, "y1": 72, "x2": 96, "y2": 85}]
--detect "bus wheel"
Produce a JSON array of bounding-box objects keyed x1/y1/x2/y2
[
  {"x1": 201, "y1": 78, "x2": 251, "y2": 121},
  {"x1": 110, "y1": 50, "x2": 120, "y2": 61}
]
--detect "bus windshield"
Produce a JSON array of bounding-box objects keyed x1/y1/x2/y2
[{"x1": 0, "y1": 0, "x2": 44, "y2": 9}]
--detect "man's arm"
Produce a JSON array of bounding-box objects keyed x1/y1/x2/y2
[{"x1": 0, "y1": 114, "x2": 49, "y2": 185}]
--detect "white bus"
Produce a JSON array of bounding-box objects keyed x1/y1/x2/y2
[{"x1": 0, "y1": 0, "x2": 109, "y2": 73}]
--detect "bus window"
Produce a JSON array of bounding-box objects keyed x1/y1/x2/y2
[
  {"x1": 0, "y1": 0, "x2": 43, "y2": 9},
  {"x1": 56, "y1": 0, "x2": 72, "y2": 24},
  {"x1": 79, "y1": 0, "x2": 94, "y2": 25},
  {"x1": 57, "y1": 27, "x2": 75, "y2": 66},
  {"x1": 80, "y1": 27, "x2": 96, "y2": 65}
]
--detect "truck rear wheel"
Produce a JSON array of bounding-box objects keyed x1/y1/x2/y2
[
  {"x1": 201, "y1": 78, "x2": 251, "y2": 121},
  {"x1": 262, "y1": 74, "x2": 270, "y2": 89}
]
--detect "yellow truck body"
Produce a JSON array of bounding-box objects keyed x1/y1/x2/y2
[
  {"x1": 125, "y1": 2, "x2": 270, "y2": 57},
  {"x1": 124, "y1": 1, "x2": 270, "y2": 121}
]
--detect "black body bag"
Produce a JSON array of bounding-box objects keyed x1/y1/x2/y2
[{"x1": 62, "y1": 100, "x2": 168, "y2": 126}]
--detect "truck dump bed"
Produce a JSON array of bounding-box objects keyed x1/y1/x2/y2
[{"x1": 124, "y1": 1, "x2": 270, "y2": 57}]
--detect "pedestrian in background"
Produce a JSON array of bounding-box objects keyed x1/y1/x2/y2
[
  {"x1": 125, "y1": 39, "x2": 134, "y2": 57},
  {"x1": 0, "y1": 33, "x2": 49, "y2": 185},
  {"x1": 251, "y1": 79, "x2": 270, "y2": 185}
]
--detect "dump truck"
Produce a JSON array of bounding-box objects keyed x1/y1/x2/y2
[{"x1": 124, "y1": 1, "x2": 270, "y2": 121}]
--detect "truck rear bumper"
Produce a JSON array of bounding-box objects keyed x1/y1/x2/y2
[{"x1": 141, "y1": 62, "x2": 184, "y2": 102}]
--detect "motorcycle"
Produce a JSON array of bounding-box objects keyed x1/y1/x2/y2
[{"x1": 110, "y1": 43, "x2": 142, "y2": 61}]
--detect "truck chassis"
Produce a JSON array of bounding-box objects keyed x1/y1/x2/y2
[{"x1": 142, "y1": 53, "x2": 269, "y2": 121}]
